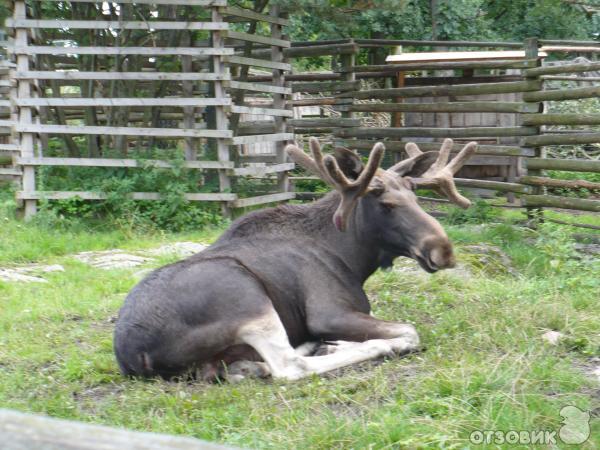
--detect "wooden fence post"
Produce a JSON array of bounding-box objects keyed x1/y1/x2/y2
[
  {"x1": 522, "y1": 37, "x2": 544, "y2": 222},
  {"x1": 211, "y1": 5, "x2": 231, "y2": 218},
  {"x1": 13, "y1": 0, "x2": 36, "y2": 218},
  {"x1": 270, "y1": 4, "x2": 288, "y2": 194}
]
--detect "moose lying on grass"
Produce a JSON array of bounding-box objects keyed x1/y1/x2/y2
[{"x1": 114, "y1": 138, "x2": 476, "y2": 381}]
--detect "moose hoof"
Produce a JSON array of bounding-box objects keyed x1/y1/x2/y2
[{"x1": 225, "y1": 360, "x2": 271, "y2": 379}]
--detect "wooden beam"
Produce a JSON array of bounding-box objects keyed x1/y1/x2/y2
[
  {"x1": 11, "y1": 46, "x2": 234, "y2": 56},
  {"x1": 16, "y1": 191, "x2": 237, "y2": 201},
  {"x1": 522, "y1": 113, "x2": 600, "y2": 126},
  {"x1": 292, "y1": 80, "x2": 360, "y2": 94},
  {"x1": 231, "y1": 163, "x2": 294, "y2": 176},
  {"x1": 519, "y1": 176, "x2": 600, "y2": 191},
  {"x1": 17, "y1": 157, "x2": 234, "y2": 169},
  {"x1": 523, "y1": 133, "x2": 600, "y2": 147},
  {"x1": 225, "y1": 31, "x2": 290, "y2": 48},
  {"x1": 232, "y1": 192, "x2": 295, "y2": 208},
  {"x1": 14, "y1": 124, "x2": 233, "y2": 138},
  {"x1": 229, "y1": 133, "x2": 294, "y2": 145},
  {"x1": 6, "y1": 19, "x2": 228, "y2": 30},
  {"x1": 525, "y1": 158, "x2": 600, "y2": 173},
  {"x1": 522, "y1": 194, "x2": 600, "y2": 212},
  {"x1": 225, "y1": 56, "x2": 291, "y2": 71},
  {"x1": 221, "y1": 6, "x2": 290, "y2": 26},
  {"x1": 230, "y1": 105, "x2": 293, "y2": 117},
  {"x1": 335, "y1": 126, "x2": 537, "y2": 139},
  {"x1": 340, "y1": 80, "x2": 542, "y2": 99},
  {"x1": 225, "y1": 80, "x2": 291, "y2": 95},
  {"x1": 524, "y1": 60, "x2": 600, "y2": 77},
  {"x1": 341, "y1": 59, "x2": 537, "y2": 73},
  {"x1": 523, "y1": 85, "x2": 600, "y2": 102},
  {"x1": 15, "y1": 71, "x2": 231, "y2": 81},
  {"x1": 349, "y1": 101, "x2": 538, "y2": 114},
  {"x1": 15, "y1": 98, "x2": 231, "y2": 107}
]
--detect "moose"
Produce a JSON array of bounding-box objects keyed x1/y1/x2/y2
[{"x1": 114, "y1": 138, "x2": 476, "y2": 381}]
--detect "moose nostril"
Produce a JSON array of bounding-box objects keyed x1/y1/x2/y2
[{"x1": 426, "y1": 239, "x2": 455, "y2": 269}]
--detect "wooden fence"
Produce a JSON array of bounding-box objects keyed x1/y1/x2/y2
[
  {"x1": 4, "y1": 0, "x2": 293, "y2": 218},
  {"x1": 280, "y1": 38, "x2": 600, "y2": 218}
]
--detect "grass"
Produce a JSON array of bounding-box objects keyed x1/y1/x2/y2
[{"x1": 0, "y1": 195, "x2": 599, "y2": 449}]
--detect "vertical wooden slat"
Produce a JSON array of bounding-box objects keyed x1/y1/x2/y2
[
  {"x1": 270, "y1": 4, "x2": 289, "y2": 194},
  {"x1": 13, "y1": 1, "x2": 37, "y2": 218},
  {"x1": 211, "y1": 5, "x2": 231, "y2": 217}
]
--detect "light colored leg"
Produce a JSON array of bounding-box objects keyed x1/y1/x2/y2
[{"x1": 237, "y1": 309, "x2": 411, "y2": 381}]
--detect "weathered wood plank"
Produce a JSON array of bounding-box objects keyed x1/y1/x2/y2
[
  {"x1": 524, "y1": 61, "x2": 600, "y2": 77},
  {"x1": 342, "y1": 59, "x2": 537, "y2": 73},
  {"x1": 221, "y1": 6, "x2": 290, "y2": 26},
  {"x1": 24, "y1": 0, "x2": 226, "y2": 4},
  {"x1": 522, "y1": 113, "x2": 600, "y2": 126},
  {"x1": 519, "y1": 176, "x2": 600, "y2": 190},
  {"x1": 6, "y1": 19, "x2": 228, "y2": 30},
  {"x1": 341, "y1": 80, "x2": 542, "y2": 99},
  {"x1": 0, "y1": 144, "x2": 19, "y2": 152},
  {"x1": 226, "y1": 56, "x2": 291, "y2": 71},
  {"x1": 14, "y1": 124, "x2": 233, "y2": 139},
  {"x1": 251, "y1": 43, "x2": 359, "y2": 59},
  {"x1": 229, "y1": 133, "x2": 294, "y2": 145},
  {"x1": 16, "y1": 191, "x2": 237, "y2": 201},
  {"x1": 15, "y1": 71, "x2": 231, "y2": 81},
  {"x1": 334, "y1": 139, "x2": 535, "y2": 156},
  {"x1": 451, "y1": 178, "x2": 531, "y2": 193},
  {"x1": 525, "y1": 158, "x2": 600, "y2": 173},
  {"x1": 226, "y1": 31, "x2": 290, "y2": 48},
  {"x1": 522, "y1": 194, "x2": 600, "y2": 212},
  {"x1": 335, "y1": 126, "x2": 537, "y2": 139},
  {"x1": 523, "y1": 86, "x2": 600, "y2": 102},
  {"x1": 354, "y1": 38, "x2": 523, "y2": 48},
  {"x1": 231, "y1": 163, "x2": 294, "y2": 176},
  {"x1": 292, "y1": 80, "x2": 360, "y2": 94},
  {"x1": 349, "y1": 102, "x2": 538, "y2": 114},
  {"x1": 0, "y1": 168, "x2": 22, "y2": 176},
  {"x1": 17, "y1": 157, "x2": 234, "y2": 169},
  {"x1": 232, "y1": 192, "x2": 295, "y2": 208},
  {"x1": 225, "y1": 80, "x2": 291, "y2": 95},
  {"x1": 523, "y1": 133, "x2": 600, "y2": 147},
  {"x1": 11, "y1": 46, "x2": 234, "y2": 56},
  {"x1": 15, "y1": 98, "x2": 231, "y2": 107},
  {"x1": 230, "y1": 105, "x2": 293, "y2": 117}
]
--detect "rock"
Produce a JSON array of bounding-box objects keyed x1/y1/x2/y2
[
  {"x1": 574, "y1": 243, "x2": 600, "y2": 258},
  {"x1": 542, "y1": 330, "x2": 565, "y2": 345},
  {"x1": 73, "y1": 250, "x2": 153, "y2": 270},
  {"x1": 144, "y1": 242, "x2": 207, "y2": 258},
  {"x1": 0, "y1": 269, "x2": 47, "y2": 283},
  {"x1": 457, "y1": 244, "x2": 517, "y2": 276}
]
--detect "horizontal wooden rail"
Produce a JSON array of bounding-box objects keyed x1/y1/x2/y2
[
  {"x1": 522, "y1": 113, "x2": 600, "y2": 126},
  {"x1": 340, "y1": 80, "x2": 542, "y2": 99},
  {"x1": 225, "y1": 56, "x2": 291, "y2": 71},
  {"x1": 225, "y1": 31, "x2": 289, "y2": 48},
  {"x1": 525, "y1": 158, "x2": 600, "y2": 173},
  {"x1": 0, "y1": 168, "x2": 21, "y2": 176},
  {"x1": 229, "y1": 133, "x2": 294, "y2": 145},
  {"x1": 251, "y1": 43, "x2": 359, "y2": 59},
  {"x1": 17, "y1": 191, "x2": 238, "y2": 201},
  {"x1": 342, "y1": 59, "x2": 537, "y2": 73},
  {"x1": 335, "y1": 126, "x2": 537, "y2": 139},
  {"x1": 232, "y1": 192, "x2": 295, "y2": 208},
  {"x1": 538, "y1": 39, "x2": 600, "y2": 47},
  {"x1": 353, "y1": 39, "x2": 522, "y2": 48},
  {"x1": 0, "y1": 144, "x2": 19, "y2": 152},
  {"x1": 289, "y1": 118, "x2": 360, "y2": 128},
  {"x1": 11, "y1": 46, "x2": 233, "y2": 56},
  {"x1": 14, "y1": 98, "x2": 231, "y2": 107},
  {"x1": 225, "y1": 80, "x2": 291, "y2": 95},
  {"x1": 292, "y1": 80, "x2": 360, "y2": 94},
  {"x1": 349, "y1": 102, "x2": 538, "y2": 114},
  {"x1": 543, "y1": 75, "x2": 600, "y2": 82},
  {"x1": 334, "y1": 139, "x2": 534, "y2": 156},
  {"x1": 6, "y1": 19, "x2": 228, "y2": 30},
  {"x1": 15, "y1": 124, "x2": 233, "y2": 138},
  {"x1": 23, "y1": 0, "x2": 226, "y2": 4},
  {"x1": 522, "y1": 194, "x2": 600, "y2": 212},
  {"x1": 220, "y1": 6, "x2": 290, "y2": 26},
  {"x1": 453, "y1": 178, "x2": 531, "y2": 193},
  {"x1": 519, "y1": 176, "x2": 600, "y2": 191},
  {"x1": 523, "y1": 85, "x2": 600, "y2": 102},
  {"x1": 231, "y1": 163, "x2": 294, "y2": 176},
  {"x1": 523, "y1": 133, "x2": 600, "y2": 147},
  {"x1": 15, "y1": 71, "x2": 230, "y2": 81},
  {"x1": 229, "y1": 105, "x2": 293, "y2": 117},
  {"x1": 524, "y1": 61, "x2": 600, "y2": 77},
  {"x1": 16, "y1": 157, "x2": 234, "y2": 169}
]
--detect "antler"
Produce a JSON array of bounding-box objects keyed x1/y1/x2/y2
[
  {"x1": 407, "y1": 138, "x2": 477, "y2": 209},
  {"x1": 285, "y1": 137, "x2": 384, "y2": 231}
]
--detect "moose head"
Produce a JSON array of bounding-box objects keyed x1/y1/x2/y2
[{"x1": 285, "y1": 138, "x2": 477, "y2": 273}]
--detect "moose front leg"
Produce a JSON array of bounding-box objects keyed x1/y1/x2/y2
[{"x1": 308, "y1": 311, "x2": 421, "y2": 355}]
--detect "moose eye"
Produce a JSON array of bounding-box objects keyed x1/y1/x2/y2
[{"x1": 380, "y1": 202, "x2": 394, "y2": 213}]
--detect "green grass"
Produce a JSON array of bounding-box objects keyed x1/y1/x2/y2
[{"x1": 0, "y1": 197, "x2": 599, "y2": 449}]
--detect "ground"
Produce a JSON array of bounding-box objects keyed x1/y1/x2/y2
[{"x1": 0, "y1": 200, "x2": 599, "y2": 449}]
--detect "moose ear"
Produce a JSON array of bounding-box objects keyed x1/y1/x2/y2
[
  {"x1": 333, "y1": 147, "x2": 364, "y2": 180},
  {"x1": 387, "y1": 151, "x2": 439, "y2": 178}
]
